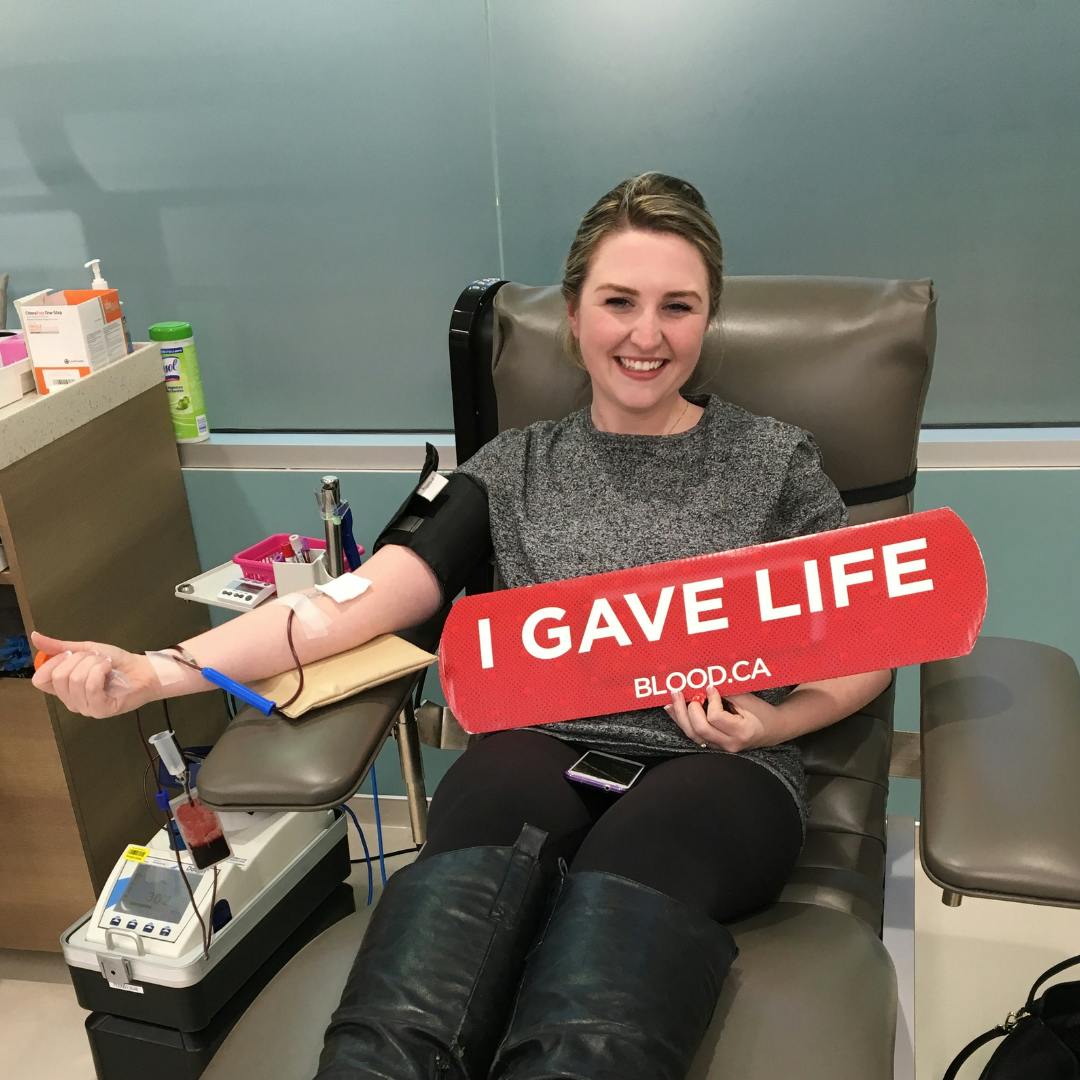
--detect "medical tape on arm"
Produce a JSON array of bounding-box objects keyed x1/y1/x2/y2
[
  {"x1": 270, "y1": 590, "x2": 333, "y2": 636},
  {"x1": 144, "y1": 649, "x2": 190, "y2": 688},
  {"x1": 146, "y1": 593, "x2": 332, "y2": 690}
]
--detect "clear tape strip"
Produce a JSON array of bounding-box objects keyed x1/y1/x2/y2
[
  {"x1": 145, "y1": 650, "x2": 187, "y2": 687},
  {"x1": 271, "y1": 591, "x2": 332, "y2": 637}
]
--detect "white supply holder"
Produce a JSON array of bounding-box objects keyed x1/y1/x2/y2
[{"x1": 272, "y1": 551, "x2": 331, "y2": 594}]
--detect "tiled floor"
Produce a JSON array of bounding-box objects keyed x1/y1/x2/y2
[
  {"x1": 2, "y1": 803, "x2": 1078, "y2": 1080},
  {"x1": 914, "y1": 849, "x2": 1080, "y2": 1078},
  {"x1": 0, "y1": 946, "x2": 97, "y2": 1079}
]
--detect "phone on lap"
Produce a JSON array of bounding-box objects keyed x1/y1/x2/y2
[{"x1": 564, "y1": 750, "x2": 645, "y2": 794}]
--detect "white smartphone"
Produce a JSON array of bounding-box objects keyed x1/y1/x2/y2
[{"x1": 564, "y1": 750, "x2": 645, "y2": 794}]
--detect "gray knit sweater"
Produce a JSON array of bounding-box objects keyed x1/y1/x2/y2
[{"x1": 456, "y1": 393, "x2": 848, "y2": 826}]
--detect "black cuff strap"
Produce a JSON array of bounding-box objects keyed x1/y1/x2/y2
[{"x1": 373, "y1": 460, "x2": 492, "y2": 602}]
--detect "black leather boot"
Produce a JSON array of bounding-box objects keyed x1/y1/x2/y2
[
  {"x1": 488, "y1": 870, "x2": 738, "y2": 1080},
  {"x1": 315, "y1": 824, "x2": 551, "y2": 1080}
]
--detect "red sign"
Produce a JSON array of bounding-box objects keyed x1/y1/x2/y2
[{"x1": 439, "y1": 508, "x2": 986, "y2": 734}]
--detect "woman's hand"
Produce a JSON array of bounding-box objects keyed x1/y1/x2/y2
[
  {"x1": 30, "y1": 631, "x2": 162, "y2": 718},
  {"x1": 664, "y1": 687, "x2": 775, "y2": 752}
]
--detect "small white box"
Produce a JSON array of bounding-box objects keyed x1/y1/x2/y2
[
  {"x1": 272, "y1": 551, "x2": 332, "y2": 594},
  {"x1": 0, "y1": 357, "x2": 35, "y2": 409}
]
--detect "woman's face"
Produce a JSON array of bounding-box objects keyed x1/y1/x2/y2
[{"x1": 567, "y1": 228, "x2": 710, "y2": 425}]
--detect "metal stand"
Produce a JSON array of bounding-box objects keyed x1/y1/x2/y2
[{"x1": 395, "y1": 698, "x2": 428, "y2": 846}]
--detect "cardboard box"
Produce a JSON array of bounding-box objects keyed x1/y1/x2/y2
[{"x1": 14, "y1": 287, "x2": 127, "y2": 394}]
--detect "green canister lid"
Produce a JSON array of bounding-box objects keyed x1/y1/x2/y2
[{"x1": 149, "y1": 321, "x2": 194, "y2": 342}]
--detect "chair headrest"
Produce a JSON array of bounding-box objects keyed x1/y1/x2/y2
[{"x1": 489, "y1": 277, "x2": 935, "y2": 521}]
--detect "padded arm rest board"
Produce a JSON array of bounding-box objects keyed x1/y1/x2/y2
[
  {"x1": 920, "y1": 635, "x2": 1080, "y2": 906},
  {"x1": 196, "y1": 671, "x2": 420, "y2": 811},
  {"x1": 197, "y1": 607, "x2": 450, "y2": 810},
  {"x1": 250, "y1": 634, "x2": 436, "y2": 719}
]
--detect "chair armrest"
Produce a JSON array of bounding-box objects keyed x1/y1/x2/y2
[
  {"x1": 920, "y1": 635, "x2": 1080, "y2": 906},
  {"x1": 195, "y1": 673, "x2": 421, "y2": 811},
  {"x1": 197, "y1": 606, "x2": 449, "y2": 812}
]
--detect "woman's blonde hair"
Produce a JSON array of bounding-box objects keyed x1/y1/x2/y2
[{"x1": 560, "y1": 173, "x2": 724, "y2": 367}]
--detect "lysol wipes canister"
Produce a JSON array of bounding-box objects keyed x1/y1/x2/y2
[{"x1": 149, "y1": 321, "x2": 210, "y2": 443}]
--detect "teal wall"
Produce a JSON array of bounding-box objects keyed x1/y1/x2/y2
[
  {"x1": 2, "y1": 2, "x2": 498, "y2": 430},
  {"x1": 182, "y1": 465, "x2": 1080, "y2": 817},
  {"x1": 4, "y1": 1, "x2": 1079, "y2": 426}
]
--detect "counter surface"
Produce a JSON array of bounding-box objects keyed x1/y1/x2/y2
[{"x1": 0, "y1": 343, "x2": 163, "y2": 471}]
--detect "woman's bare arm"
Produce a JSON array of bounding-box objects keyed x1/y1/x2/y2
[
  {"x1": 32, "y1": 544, "x2": 444, "y2": 715},
  {"x1": 167, "y1": 545, "x2": 445, "y2": 695}
]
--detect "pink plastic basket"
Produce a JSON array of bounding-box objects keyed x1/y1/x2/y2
[{"x1": 233, "y1": 534, "x2": 328, "y2": 584}]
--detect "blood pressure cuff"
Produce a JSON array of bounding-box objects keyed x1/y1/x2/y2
[{"x1": 373, "y1": 442, "x2": 492, "y2": 601}]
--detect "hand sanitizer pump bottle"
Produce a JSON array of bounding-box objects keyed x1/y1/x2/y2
[{"x1": 84, "y1": 258, "x2": 134, "y2": 353}]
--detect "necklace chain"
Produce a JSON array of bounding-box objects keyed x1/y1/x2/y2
[
  {"x1": 590, "y1": 397, "x2": 693, "y2": 435},
  {"x1": 664, "y1": 397, "x2": 691, "y2": 435}
]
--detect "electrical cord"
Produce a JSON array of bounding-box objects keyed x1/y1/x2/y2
[
  {"x1": 135, "y1": 708, "x2": 212, "y2": 960},
  {"x1": 210, "y1": 864, "x2": 219, "y2": 936},
  {"x1": 165, "y1": 803, "x2": 213, "y2": 961},
  {"x1": 340, "y1": 803, "x2": 374, "y2": 906},
  {"x1": 369, "y1": 766, "x2": 388, "y2": 886},
  {"x1": 351, "y1": 845, "x2": 421, "y2": 865},
  {"x1": 141, "y1": 759, "x2": 164, "y2": 824}
]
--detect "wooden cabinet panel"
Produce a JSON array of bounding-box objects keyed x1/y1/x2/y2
[
  {"x1": 0, "y1": 375, "x2": 225, "y2": 949},
  {"x1": 0, "y1": 678, "x2": 94, "y2": 950}
]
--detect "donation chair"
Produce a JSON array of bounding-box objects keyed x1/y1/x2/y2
[{"x1": 197, "y1": 275, "x2": 1080, "y2": 1080}]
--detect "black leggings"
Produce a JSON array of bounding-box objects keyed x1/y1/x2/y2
[{"x1": 418, "y1": 730, "x2": 803, "y2": 923}]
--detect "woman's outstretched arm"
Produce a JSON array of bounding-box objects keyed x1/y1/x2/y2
[{"x1": 32, "y1": 544, "x2": 443, "y2": 718}]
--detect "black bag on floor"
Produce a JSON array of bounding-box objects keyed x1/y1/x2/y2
[{"x1": 944, "y1": 954, "x2": 1080, "y2": 1079}]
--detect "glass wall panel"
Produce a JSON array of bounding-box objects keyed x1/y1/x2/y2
[
  {"x1": 2, "y1": 2, "x2": 498, "y2": 429},
  {"x1": 491, "y1": 0, "x2": 1080, "y2": 424}
]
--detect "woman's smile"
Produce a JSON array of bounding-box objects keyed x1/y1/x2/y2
[{"x1": 614, "y1": 355, "x2": 669, "y2": 377}]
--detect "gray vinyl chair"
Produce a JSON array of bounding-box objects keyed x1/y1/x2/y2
[{"x1": 198, "y1": 276, "x2": 1080, "y2": 1080}]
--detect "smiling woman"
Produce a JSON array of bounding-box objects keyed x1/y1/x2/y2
[{"x1": 559, "y1": 172, "x2": 724, "y2": 435}]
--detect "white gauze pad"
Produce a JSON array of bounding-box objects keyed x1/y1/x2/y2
[{"x1": 315, "y1": 575, "x2": 372, "y2": 605}]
